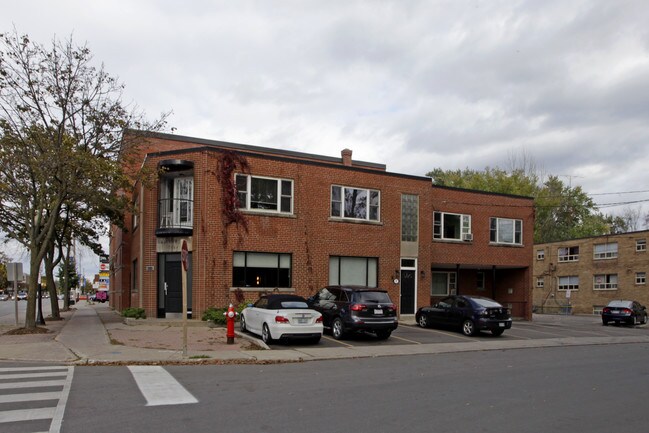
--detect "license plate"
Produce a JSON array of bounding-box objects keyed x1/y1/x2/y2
[
  {"x1": 297, "y1": 318, "x2": 308, "y2": 324},
  {"x1": 611, "y1": 310, "x2": 620, "y2": 314},
  {"x1": 499, "y1": 322, "x2": 505, "y2": 327},
  {"x1": 374, "y1": 309, "x2": 383, "y2": 315}
]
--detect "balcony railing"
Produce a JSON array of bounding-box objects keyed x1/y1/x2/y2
[{"x1": 156, "y1": 198, "x2": 193, "y2": 236}]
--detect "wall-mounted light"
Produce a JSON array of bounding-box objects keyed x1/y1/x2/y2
[{"x1": 420, "y1": 270, "x2": 425, "y2": 279}]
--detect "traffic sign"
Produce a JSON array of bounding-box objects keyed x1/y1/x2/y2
[{"x1": 181, "y1": 240, "x2": 189, "y2": 271}]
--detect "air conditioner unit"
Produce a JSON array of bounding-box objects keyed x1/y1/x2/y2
[{"x1": 462, "y1": 233, "x2": 473, "y2": 241}]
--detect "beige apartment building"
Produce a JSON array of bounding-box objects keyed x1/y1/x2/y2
[{"x1": 533, "y1": 230, "x2": 648, "y2": 315}]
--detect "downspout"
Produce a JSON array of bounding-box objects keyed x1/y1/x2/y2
[{"x1": 139, "y1": 181, "x2": 144, "y2": 308}]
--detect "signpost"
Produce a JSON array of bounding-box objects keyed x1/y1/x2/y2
[{"x1": 181, "y1": 240, "x2": 189, "y2": 357}]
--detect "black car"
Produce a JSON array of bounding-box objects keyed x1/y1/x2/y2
[
  {"x1": 307, "y1": 286, "x2": 398, "y2": 340},
  {"x1": 416, "y1": 295, "x2": 512, "y2": 336},
  {"x1": 602, "y1": 300, "x2": 647, "y2": 326}
]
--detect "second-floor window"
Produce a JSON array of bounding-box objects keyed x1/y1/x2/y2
[
  {"x1": 536, "y1": 249, "x2": 545, "y2": 260},
  {"x1": 536, "y1": 277, "x2": 545, "y2": 288},
  {"x1": 558, "y1": 246, "x2": 579, "y2": 262},
  {"x1": 434, "y1": 212, "x2": 471, "y2": 241},
  {"x1": 558, "y1": 275, "x2": 579, "y2": 291},
  {"x1": 236, "y1": 174, "x2": 293, "y2": 214},
  {"x1": 593, "y1": 242, "x2": 618, "y2": 260},
  {"x1": 331, "y1": 185, "x2": 380, "y2": 222},
  {"x1": 401, "y1": 194, "x2": 419, "y2": 242},
  {"x1": 490, "y1": 217, "x2": 522, "y2": 245},
  {"x1": 594, "y1": 274, "x2": 617, "y2": 290},
  {"x1": 637, "y1": 239, "x2": 647, "y2": 252},
  {"x1": 636, "y1": 272, "x2": 646, "y2": 285}
]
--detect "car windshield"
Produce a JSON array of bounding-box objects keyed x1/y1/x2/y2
[
  {"x1": 279, "y1": 301, "x2": 308, "y2": 309},
  {"x1": 607, "y1": 300, "x2": 632, "y2": 308},
  {"x1": 471, "y1": 297, "x2": 503, "y2": 308},
  {"x1": 355, "y1": 291, "x2": 391, "y2": 303}
]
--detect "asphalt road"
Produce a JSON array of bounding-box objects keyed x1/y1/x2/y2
[{"x1": 2, "y1": 342, "x2": 644, "y2": 433}]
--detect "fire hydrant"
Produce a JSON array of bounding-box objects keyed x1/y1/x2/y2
[{"x1": 224, "y1": 303, "x2": 237, "y2": 344}]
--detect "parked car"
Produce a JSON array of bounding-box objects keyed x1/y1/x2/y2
[
  {"x1": 16, "y1": 291, "x2": 28, "y2": 301},
  {"x1": 307, "y1": 286, "x2": 398, "y2": 340},
  {"x1": 0, "y1": 293, "x2": 9, "y2": 301},
  {"x1": 240, "y1": 294, "x2": 323, "y2": 344},
  {"x1": 602, "y1": 300, "x2": 647, "y2": 326},
  {"x1": 416, "y1": 295, "x2": 512, "y2": 336}
]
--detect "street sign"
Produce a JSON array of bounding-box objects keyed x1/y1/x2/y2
[{"x1": 181, "y1": 240, "x2": 189, "y2": 271}]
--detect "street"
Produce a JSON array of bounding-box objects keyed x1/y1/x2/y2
[{"x1": 2, "y1": 342, "x2": 648, "y2": 433}]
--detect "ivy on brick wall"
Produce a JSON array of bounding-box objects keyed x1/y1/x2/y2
[{"x1": 216, "y1": 150, "x2": 249, "y2": 231}]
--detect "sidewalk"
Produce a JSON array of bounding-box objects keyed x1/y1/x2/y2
[{"x1": 2, "y1": 302, "x2": 649, "y2": 365}]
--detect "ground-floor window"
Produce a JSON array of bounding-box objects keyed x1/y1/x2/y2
[
  {"x1": 432, "y1": 272, "x2": 456, "y2": 296},
  {"x1": 233, "y1": 252, "x2": 291, "y2": 288},
  {"x1": 329, "y1": 256, "x2": 378, "y2": 287}
]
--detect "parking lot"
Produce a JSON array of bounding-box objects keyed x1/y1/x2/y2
[{"x1": 261, "y1": 314, "x2": 649, "y2": 349}]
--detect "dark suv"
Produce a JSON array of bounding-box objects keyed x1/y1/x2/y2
[{"x1": 307, "y1": 286, "x2": 398, "y2": 340}]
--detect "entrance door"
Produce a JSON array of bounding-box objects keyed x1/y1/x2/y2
[
  {"x1": 165, "y1": 257, "x2": 182, "y2": 313},
  {"x1": 400, "y1": 269, "x2": 416, "y2": 314}
]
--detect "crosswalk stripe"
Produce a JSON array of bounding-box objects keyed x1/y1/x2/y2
[
  {"x1": 128, "y1": 366, "x2": 198, "y2": 406},
  {"x1": 0, "y1": 407, "x2": 55, "y2": 423},
  {"x1": 0, "y1": 391, "x2": 62, "y2": 404},
  {"x1": 0, "y1": 379, "x2": 65, "y2": 390},
  {"x1": 0, "y1": 372, "x2": 68, "y2": 380}
]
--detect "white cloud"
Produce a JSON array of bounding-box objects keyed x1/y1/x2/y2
[{"x1": 4, "y1": 0, "x2": 649, "y2": 275}]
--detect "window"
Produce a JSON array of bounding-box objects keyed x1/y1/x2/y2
[
  {"x1": 637, "y1": 239, "x2": 647, "y2": 252},
  {"x1": 490, "y1": 217, "x2": 522, "y2": 245},
  {"x1": 432, "y1": 272, "x2": 456, "y2": 296},
  {"x1": 558, "y1": 275, "x2": 579, "y2": 291},
  {"x1": 636, "y1": 272, "x2": 646, "y2": 285},
  {"x1": 236, "y1": 174, "x2": 293, "y2": 214},
  {"x1": 593, "y1": 274, "x2": 618, "y2": 290},
  {"x1": 329, "y1": 256, "x2": 378, "y2": 287},
  {"x1": 593, "y1": 242, "x2": 618, "y2": 260},
  {"x1": 558, "y1": 246, "x2": 579, "y2": 262},
  {"x1": 233, "y1": 252, "x2": 291, "y2": 288},
  {"x1": 433, "y1": 212, "x2": 471, "y2": 241},
  {"x1": 536, "y1": 277, "x2": 544, "y2": 288},
  {"x1": 131, "y1": 259, "x2": 138, "y2": 293},
  {"x1": 477, "y1": 272, "x2": 485, "y2": 291},
  {"x1": 331, "y1": 185, "x2": 380, "y2": 221},
  {"x1": 401, "y1": 194, "x2": 418, "y2": 242},
  {"x1": 536, "y1": 249, "x2": 545, "y2": 260}
]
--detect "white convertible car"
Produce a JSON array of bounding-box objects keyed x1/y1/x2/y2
[{"x1": 241, "y1": 294, "x2": 323, "y2": 344}]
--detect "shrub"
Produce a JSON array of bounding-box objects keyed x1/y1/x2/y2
[
  {"x1": 202, "y1": 302, "x2": 252, "y2": 325},
  {"x1": 122, "y1": 307, "x2": 146, "y2": 319}
]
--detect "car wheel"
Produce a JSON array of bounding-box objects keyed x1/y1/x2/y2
[
  {"x1": 491, "y1": 328, "x2": 505, "y2": 337},
  {"x1": 462, "y1": 319, "x2": 476, "y2": 336},
  {"x1": 376, "y1": 330, "x2": 391, "y2": 340},
  {"x1": 643, "y1": 315, "x2": 648, "y2": 325},
  {"x1": 240, "y1": 314, "x2": 247, "y2": 332},
  {"x1": 417, "y1": 314, "x2": 428, "y2": 328},
  {"x1": 262, "y1": 324, "x2": 273, "y2": 344},
  {"x1": 602, "y1": 320, "x2": 609, "y2": 326},
  {"x1": 332, "y1": 317, "x2": 345, "y2": 340}
]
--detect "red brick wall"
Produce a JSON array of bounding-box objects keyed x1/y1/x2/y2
[{"x1": 112, "y1": 134, "x2": 534, "y2": 321}]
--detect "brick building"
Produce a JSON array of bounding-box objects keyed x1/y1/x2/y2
[
  {"x1": 533, "y1": 231, "x2": 649, "y2": 315},
  {"x1": 109, "y1": 131, "x2": 534, "y2": 321}
]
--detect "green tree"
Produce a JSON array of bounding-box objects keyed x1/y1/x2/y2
[{"x1": 0, "y1": 31, "x2": 166, "y2": 329}]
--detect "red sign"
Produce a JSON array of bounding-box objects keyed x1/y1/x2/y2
[
  {"x1": 181, "y1": 240, "x2": 189, "y2": 271},
  {"x1": 99, "y1": 263, "x2": 109, "y2": 271}
]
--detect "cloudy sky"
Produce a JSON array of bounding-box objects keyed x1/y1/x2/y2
[{"x1": 3, "y1": 0, "x2": 649, "y2": 278}]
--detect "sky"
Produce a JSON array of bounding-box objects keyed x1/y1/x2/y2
[{"x1": 3, "y1": 0, "x2": 649, "y2": 279}]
